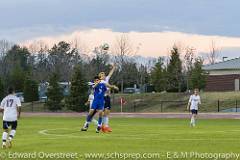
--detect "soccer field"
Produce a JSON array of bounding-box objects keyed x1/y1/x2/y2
[{"x1": 1, "y1": 116, "x2": 240, "y2": 160}]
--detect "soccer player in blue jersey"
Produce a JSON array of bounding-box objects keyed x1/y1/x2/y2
[{"x1": 81, "y1": 76, "x2": 118, "y2": 133}]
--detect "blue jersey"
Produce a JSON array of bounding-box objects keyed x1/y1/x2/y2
[
  {"x1": 91, "y1": 83, "x2": 107, "y2": 110},
  {"x1": 94, "y1": 83, "x2": 107, "y2": 101}
]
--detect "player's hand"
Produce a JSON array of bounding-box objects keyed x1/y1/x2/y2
[
  {"x1": 110, "y1": 63, "x2": 116, "y2": 69},
  {"x1": 113, "y1": 85, "x2": 119, "y2": 91}
]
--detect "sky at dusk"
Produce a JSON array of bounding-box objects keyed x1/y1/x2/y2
[{"x1": 1, "y1": 0, "x2": 240, "y2": 59}]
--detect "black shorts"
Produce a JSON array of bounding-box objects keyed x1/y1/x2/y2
[
  {"x1": 191, "y1": 109, "x2": 198, "y2": 115},
  {"x1": 104, "y1": 95, "x2": 111, "y2": 110},
  {"x1": 3, "y1": 121, "x2": 18, "y2": 130}
]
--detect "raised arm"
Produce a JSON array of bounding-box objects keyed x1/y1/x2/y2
[
  {"x1": 107, "y1": 64, "x2": 116, "y2": 79},
  {"x1": 105, "y1": 83, "x2": 119, "y2": 91}
]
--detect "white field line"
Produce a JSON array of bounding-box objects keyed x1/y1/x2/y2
[{"x1": 37, "y1": 128, "x2": 240, "y2": 141}]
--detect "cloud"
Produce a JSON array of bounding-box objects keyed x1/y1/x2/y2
[
  {"x1": 1, "y1": 0, "x2": 240, "y2": 38},
  {"x1": 21, "y1": 28, "x2": 240, "y2": 58}
]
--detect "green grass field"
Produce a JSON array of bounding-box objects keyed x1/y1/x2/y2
[{"x1": 0, "y1": 116, "x2": 240, "y2": 160}]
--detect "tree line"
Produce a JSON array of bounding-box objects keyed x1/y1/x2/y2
[
  {"x1": 0, "y1": 37, "x2": 208, "y2": 112},
  {"x1": 151, "y1": 45, "x2": 207, "y2": 93}
]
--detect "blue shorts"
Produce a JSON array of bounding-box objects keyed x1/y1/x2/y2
[
  {"x1": 3, "y1": 121, "x2": 18, "y2": 130},
  {"x1": 104, "y1": 95, "x2": 111, "y2": 110},
  {"x1": 191, "y1": 109, "x2": 198, "y2": 115},
  {"x1": 91, "y1": 100, "x2": 104, "y2": 110}
]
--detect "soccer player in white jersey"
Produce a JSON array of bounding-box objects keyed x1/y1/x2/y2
[
  {"x1": 0, "y1": 87, "x2": 21, "y2": 148},
  {"x1": 187, "y1": 88, "x2": 201, "y2": 127},
  {"x1": 99, "y1": 64, "x2": 116, "y2": 132}
]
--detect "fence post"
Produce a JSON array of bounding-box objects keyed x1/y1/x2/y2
[
  {"x1": 133, "y1": 102, "x2": 136, "y2": 112},
  {"x1": 31, "y1": 101, "x2": 34, "y2": 112},
  {"x1": 161, "y1": 102, "x2": 163, "y2": 112},
  {"x1": 217, "y1": 100, "x2": 220, "y2": 112},
  {"x1": 112, "y1": 91, "x2": 115, "y2": 106},
  {"x1": 236, "y1": 100, "x2": 238, "y2": 112}
]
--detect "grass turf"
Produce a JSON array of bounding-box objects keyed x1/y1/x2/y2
[{"x1": 1, "y1": 117, "x2": 240, "y2": 160}]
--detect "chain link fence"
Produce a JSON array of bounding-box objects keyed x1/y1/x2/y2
[{"x1": 21, "y1": 97, "x2": 240, "y2": 113}]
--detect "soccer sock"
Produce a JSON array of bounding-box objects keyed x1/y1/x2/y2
[
  {"x1": 2, "y1": 132, "x2": 8, "y2": 144},
  {"x1": 9, "y1": 130, "x2": 16, "y2": 141},
  {"x1": 86, "y1": 114, "x2": 93, "y2": 122},
  {"x1": 92, "y1": 119, "x2": 98, "y2": 126},
  {"x1": 102, "y1": 116, "x2": 107, "y2": 125},
  {"x1": 98, "y1": 117, "x2": 103, "y2": 127},
  {"x1": 190, "y1": 117, "x2": 194, "y2": 124},
  {"x1": 193, "y1": 118, "x2": 196, "y2": 125},
  {"x1": 105, "y1": 117, "x2": 109, "y2": 127}
]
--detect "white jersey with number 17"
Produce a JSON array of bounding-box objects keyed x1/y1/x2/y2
[{"x1": 0, "y1": 95, "x2": 21, "y2": 121}]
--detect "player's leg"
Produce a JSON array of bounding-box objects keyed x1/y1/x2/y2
[
  {"x1": 7, "y1": 121, "x2": 17, "y2": 148},
  {"x1": 96, "y1": 110, "x2": 104, "y2": 133},
  {"x1": 103, "y1": 109, "x2": 111, "y2": 132},
  {"x1": 2, "y1": 121, "x2": 9, "y2": 149},
  {"x1": 89, "y1": 101, "x2": 98, "y2": 126},
  {"x1": 81, "y1": 109, "x2": 97, "y2": 131},
  {"x1": 190, "y1": 110, "x2": 197, "y2": 127},
  {"x1": 92, "y1": 118, "x2": 98, "y2": 126},
  {"x1": 193, "y1": 110, "x2": 198, "y2": 126},
  {"x1": 102, "y1": 95, "x2": 112, "y2": 132}
]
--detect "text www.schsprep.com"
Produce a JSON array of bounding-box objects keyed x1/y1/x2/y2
[{"x1": 84, "y1": 152, "x2": 161, "y2": 159}]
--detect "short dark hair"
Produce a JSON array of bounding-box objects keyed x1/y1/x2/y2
[
  {"x1": 8, "y1": 86, "x2": 15, "y2": 94},
  {"x1": 94, "y1": 76, "x2": 100, "y2": 80}
]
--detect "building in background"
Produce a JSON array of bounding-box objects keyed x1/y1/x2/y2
[{"x1": 203, "y1": 57, "x2": 240, "y2": 91}]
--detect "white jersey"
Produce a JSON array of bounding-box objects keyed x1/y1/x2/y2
[
  {"x1": 100, "y1": 76, "x2": 110, "y2": 95},
  {"x1": 100, "y1": 76, "x2": 110, "y2": 85},
  {"x1": 88, "y1": 94, "x2": 94, "y2": 108},
  {"x1": 189, "y1": 94, "x2": 201, "y2": 110},
  {"x1": 0, "y1": 95, "x2": 21, "y2": 121}
]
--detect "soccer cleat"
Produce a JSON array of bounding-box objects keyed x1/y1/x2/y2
[
  {"x1": 106, "y1": 127, "x2": 112, "y2": 132},
  {"x1": 81, "y1": 123, "x2": 89, "y2": 131},
  {"x1": 7, "y1": 140, "x2": 12, "y2": 148},
  {"x1": 2, "y1": 143, "x2": 6, "y2": 149},
  {"x1": 81, "y1": 127, "x2": 88, "y2": 131},
  {"x1": 190, "y1": 123, "x2": 195, "y2": 127},
  {"x1": 96, "y1": 126, "x2": 101, "y2": 133},
  {"x1": 101, "y1": 125, "x2": 108, "y2": 133}
]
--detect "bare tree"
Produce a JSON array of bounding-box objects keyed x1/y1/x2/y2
[
  {"x1": 27, "y1": 40, "x2": 49, "y2": 54},
  {"x1": 183, "y1": 46, "x2": 196, "y2": 91},
  {"x1": 184, "y1": 47, "x2": 195, "y2": 72},
  {"x1": 113, "y1": 34, "x2": 133, "y2": 92},
  {"x1": 70, "y1": 37, "x2": 89, "y2": 54},
  {"x1": 207, "y1": 40, "x2": 220, "y2": 64},
  {"x1": 113, "y1": 34, "x2": 132, "y2": 65},
  {"x1": 0, "y1": 39, "x2": 13, "y2": 58},
  {"x1": 0, "y1": 39, "x2": 13, "y2": 76}
]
